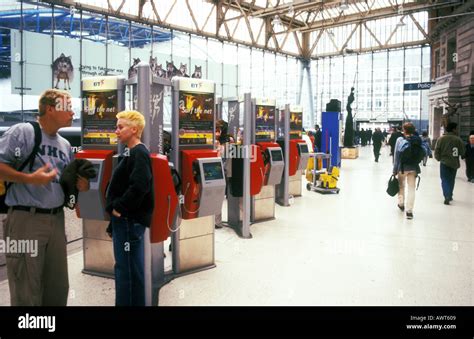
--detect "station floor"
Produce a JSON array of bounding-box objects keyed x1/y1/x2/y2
[{"x1": 0, "y1": 144, "x2": 472, "y2": 306}]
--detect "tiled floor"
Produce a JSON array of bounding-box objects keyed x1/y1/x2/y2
[{"x1": 0, "y1": 144, "x2": 472, "y2": 306}]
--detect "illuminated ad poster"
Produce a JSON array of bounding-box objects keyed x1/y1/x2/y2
[
  {"x1": 290, "y1": 109, "x2": 303, "y2": 139},
  {"x1": 255, "y1": 105, "x2": 276, "y2": 142},
  {"x1": 178, "y1": 91, "x2": 214, "y2": 145},
  {"x1": 82, "y1": 78, "x2": 120, "y2": 146}
]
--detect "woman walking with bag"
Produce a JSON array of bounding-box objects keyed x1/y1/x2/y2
[{"x1": 392, "y1": 122, "x2": 423, "y2": 220}]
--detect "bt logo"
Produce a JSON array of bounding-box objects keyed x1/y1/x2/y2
[{"x1": 93, "y1": 80, "x2": 105, "y2": 87}]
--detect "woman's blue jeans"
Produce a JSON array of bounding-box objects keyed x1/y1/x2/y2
[{"x1": 111, "y1": 215, "x2": 146, "y2": 306}]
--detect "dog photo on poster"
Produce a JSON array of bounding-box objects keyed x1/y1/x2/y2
[
  {"x1": 52, "y1": 53, "x2": 74, "y2": 90},
  {"x1": 178, "y1": 91, "x2": 214, "y2": 145}
]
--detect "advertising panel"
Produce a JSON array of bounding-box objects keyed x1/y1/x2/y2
[
  {"x1": 290, "y1": 111, "x2": 303, "y2": 139},
  {"x1": 82, "y1": 77, "x2": 120, "y2": 146},
  {"x1": 255, "y1": 104, "x2": 275, "y2": 142},
  {"x1": 178, "y1": 90, "x2": 214, "y2": 145}
]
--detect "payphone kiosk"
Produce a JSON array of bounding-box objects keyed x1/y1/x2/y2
[
  {"x1": 288, "y1": 106, "x2": 310, "y2": 197},
  {"x1": 77, "y1": 76, "x2": 125, "y2": 277},
  {"x1": 251, "y1": 98, "x2": 284, "y2": 222},
  {"x1": 219, "y1": 96, "x2": 260, "y2": 238},
  {"x1": 171, "y1": 77, "x2": 225, "y2": 274},
  {"x1": 194, "y1": 157, "x2": 226, "y2": 217}
]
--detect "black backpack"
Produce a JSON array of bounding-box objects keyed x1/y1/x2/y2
[
  {"x1": 0, "y1": 122, "x2": 42, "y2": 214},
  {"x1": 400, "y1": 136, "x2": 425, "y2": 172}
]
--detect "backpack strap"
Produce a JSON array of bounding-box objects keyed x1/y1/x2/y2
[
  {"x1": 5, "y1": 121, "x2": 42, "y2": 190},
  {"x1": 27, "y1": 121, "x2": 42, "y2": 171}
]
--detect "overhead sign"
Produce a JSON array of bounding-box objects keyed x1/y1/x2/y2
[
  {"x1": 403, "y1": 82, "x2": 435, "y2": 91},
  {"x1": 177, "y1": 77, "x2": 215, "y2": 93},
  {"x1": 256, "y1": 98, "x2": 276, "y2": 106},
  {"x1": 82, "y1": 77, "x2": 122, "y2": 91}
]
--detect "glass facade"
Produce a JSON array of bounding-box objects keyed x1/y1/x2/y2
[
  {"x1": 0, "y1": 1, "x2": 431, "y2": 132},
  {"x1": 309, "y1": 46, "x2": 431, "y2": 131}
]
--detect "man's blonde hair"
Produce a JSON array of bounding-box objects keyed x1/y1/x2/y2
[
  {"x1": 38, "y1": 89, "x2": 71, "y2": 116},
  {"x1": 116, "y1": 110, "x2": 146, "y2": 138}
]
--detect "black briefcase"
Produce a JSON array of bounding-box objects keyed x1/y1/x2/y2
[{"x1": 386, "y1": 175, "x2": 399, "y2": 197}]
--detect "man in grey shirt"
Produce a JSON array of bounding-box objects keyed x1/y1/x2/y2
[{"x1": 0, "y1": 89, "x2": 89, "y2": 306}]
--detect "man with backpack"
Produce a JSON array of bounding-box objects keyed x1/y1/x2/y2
[
  {"x1": 0, "y1": 89, "x2": 89, "y2": 306},
  {"x1": 392, "y1": 122, "x2": 425, "y2": 219},
  {"x1": 434, "y1": 122, "x2": 466, "y2": 205}
]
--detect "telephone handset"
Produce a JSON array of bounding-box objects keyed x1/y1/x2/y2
[
  {"x1": 192, "y1": 160, "x2": 201, "y2": 184},
  {"x1": 170, "y1": 167, "x2": 181, "y2": 195}
]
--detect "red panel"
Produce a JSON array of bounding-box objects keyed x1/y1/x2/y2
[
  {"x1": 250, "y1": 145, "x2": 265, "y2": 195},
  {"x1": 256, "y1": 142, "x2": 281, "y2": 185},
  {"x1": 180, "y1": 149, "x2": 218, "y2": 220},
  {"x1": 74, "y1": 150, "x2": 114, "y2": 218},
  {"x1": 289, "y1": 139, "x2": 305, "y2": 176},
  {"x1": 150, "y1": 154, "x2": 178, "y2": 243}
]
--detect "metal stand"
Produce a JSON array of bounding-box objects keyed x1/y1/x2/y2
[
  {"x1": 170, "y1": 77, "x2": 218, "y2": 277},
  {"x1": 225, "y1": 95, "x2": 252, "y2": 238},
  {"x1": 172, "y1": 215, "x2": 216, "y2": 274},
  {"x1": 251, "y1": 185, "x2": 276, "y2": 222},
  {"x1": 82, "y1": 219, "x2": 114, "y2": 278},
  {"x1": 288, "y1": 171, "x2": 303, "y2": 197},
  {"x1": 276, "y1": 104, "x2": 290, "y2": 207}
]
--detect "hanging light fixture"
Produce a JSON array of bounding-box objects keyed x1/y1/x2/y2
[
  {"x1": 340, "y1": 0, "x2": 349, "y2": 11},
  {"x1": 288, "y1": 5, "x2": 295, "y2": 17},
  {"x1": 272, "y1": 14, "x2": 282, "y2": 27},
  {"x1": 396, "y1": 18, "x2": 406, "y2": 27}
]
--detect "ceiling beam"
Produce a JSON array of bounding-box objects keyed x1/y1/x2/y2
[
  {"x1": 39, "y1": 0, "x2": 301, "y2": 57},
  {"x1": 274, "y1": 1, "x2": 458, "y2": 34}
]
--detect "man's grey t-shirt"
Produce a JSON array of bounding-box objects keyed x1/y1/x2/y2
[{"x1": 0, "y1": 123, "x2": 73, "y2": 208}]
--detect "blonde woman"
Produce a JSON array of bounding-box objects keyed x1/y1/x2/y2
[{"x1": 106, "y1": 110, "x2": 154, "y2": 306}]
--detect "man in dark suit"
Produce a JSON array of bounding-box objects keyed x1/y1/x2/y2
[{"x1": 314, "y1": 124, "x2": 322, "y2": 152}]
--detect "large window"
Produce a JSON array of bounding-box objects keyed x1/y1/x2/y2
[
  {"x1": 1, "y1": 0, "x2": 432, "y2": 134},
  {"x1": 310, "y1": 46, "x2": 430, "y2": 129},
  {"x1": 446, "y1": 36, "x2": 457, "y2": 72}
]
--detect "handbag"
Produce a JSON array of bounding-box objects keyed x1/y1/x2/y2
[{"x1": 386, "y1": 175, "x2": 399, "y2": 197}]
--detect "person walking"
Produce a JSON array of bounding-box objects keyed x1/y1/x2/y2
[
  {"x1": 393, "y1": 122, "x2": 423, "y2": 220},
  {"x1": 382, "y1": 128, "x2": 388, "y2": 143},
  {"x1": 360, "y1": 128, "x2": 366, "y2": 146},
  {"x1": 434, "y1": 122, "x2": 466, "y2": 205},
  {"x1": 106, "y1": 110, "x2": 154, "y2": 306},
  {"x1": 314, "y1": 125, "x2": 322, "y2": 152},
  {"x1": 372, "y1": 128, "x2": 384, "y2": 162},
  {"x1": 420, "y1": 131, "x2": 432, "y2": 166},
  {"x1": 464, "y1": 131, "x2": 474, "y2": 182},
  {"x1": 389, "y1": 126, "x2": 403, "y2": 160},
  {"x1": 367, "y1": 128, "x2": 373, "y2": 145},
  {"x1": 0, "y1": 89, "x2": 90, "y2": 306}
]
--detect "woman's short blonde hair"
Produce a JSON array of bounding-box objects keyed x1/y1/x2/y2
[{"x1": 116, "y1": 110, "x2": 146, "y2": 138}]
